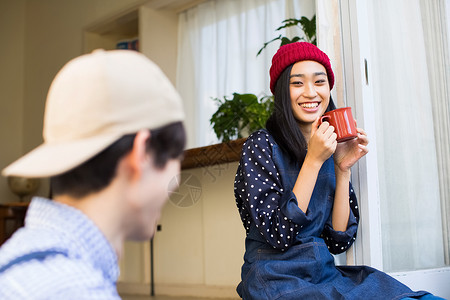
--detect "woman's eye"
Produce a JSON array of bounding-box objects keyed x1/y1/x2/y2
[
  {"x1": 315, "y1": 79, "x2": 326, "y2": 84},
  {"x1": 290, "y1": 81, "x2": 303, "y2": 86}
]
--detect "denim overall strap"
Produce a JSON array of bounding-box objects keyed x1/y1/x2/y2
[{"x1": 0, "y1": 250, "x2": 67, "y2": 273}]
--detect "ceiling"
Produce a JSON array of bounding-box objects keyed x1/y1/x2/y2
[{"x1": 146, "y1": 0, "x2": 207, "y2": 12}]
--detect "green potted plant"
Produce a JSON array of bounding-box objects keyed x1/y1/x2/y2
[
  {"x1": 210, "y1": 93, "x2": 273, "y2": 142},
  {"x1": 257, "y1": 15, "x2": 316, "y2": 56},
  {"x1": 210, "y1": 15, "x2": 316, "y2": 143}
]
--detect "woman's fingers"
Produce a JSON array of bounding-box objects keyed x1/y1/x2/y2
[
  {"x1": 331, "y1": 132, "x2": 338, "y2": 142},
  {"x1": 308, "y1": 121, "x2": 337, "y2": 162},
  {"x1": 311, "y1": 117, "x2": 322, "y2": 136},
  {"x1": 321, "y1": 123, "x2": 335, "y2": 139},
  {"x1": 356, "y1": 128, "x2": 369, "y2": 146},
  {"x1": 356, "y1": 127, "x2": 367, "y2": 135},
  {"x1": 358, "y1": 143, "x2": 369, "y2": 155}
]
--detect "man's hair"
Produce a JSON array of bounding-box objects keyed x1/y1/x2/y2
[
  {"x1": 266, "y1": 64, "x2": 336, "y2": 165},
  {"x1": 50, "y1": 122, "x2": 185, "y2": 198}
]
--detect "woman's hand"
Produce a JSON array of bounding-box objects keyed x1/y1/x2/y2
[
  {"x1": 333, "y1": 127, "x2": 369, "y2": 172},
  {"x1": 305, "y1": 118, "x2": 337, "y2": 166}
]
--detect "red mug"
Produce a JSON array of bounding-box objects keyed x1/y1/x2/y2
[{"x1": 318, "y1": 107, "x2": 357, "y2": 143}]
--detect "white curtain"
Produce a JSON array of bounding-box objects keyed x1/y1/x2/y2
[
  {"x1": 367, "y1": 0, "x2": 447, "y2": 272},
  {"x1": 177, "y1": 0, "x2": 315, "y2": 148},
  {"x1": 421, "y1": 0, "x2": 450, "y2": 266},
  {"x1": 315, "y1": 0, "x2": 345, "y2": 107}
]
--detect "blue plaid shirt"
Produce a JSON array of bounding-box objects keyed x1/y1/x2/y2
[{"x1": 0, "y1": 197, "x2": 121, "y2": 299}]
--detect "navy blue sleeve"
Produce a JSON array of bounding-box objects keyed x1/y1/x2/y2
[
  {"x1": 320, "y1": 183, "x2": 359, "y2": 254},
  {"x1": 234, "y1": 131, "x2": 308, "y2": 251}
]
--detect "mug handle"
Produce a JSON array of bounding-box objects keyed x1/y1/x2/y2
[{"x1": 318, "y1": 115, "x2": 331, "y2": 127}]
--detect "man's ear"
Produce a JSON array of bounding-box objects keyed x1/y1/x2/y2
[{"x1": 127, "y1": 129, "x2": 151, "y2": 179}]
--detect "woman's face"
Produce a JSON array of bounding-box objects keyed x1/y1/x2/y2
[{"x1": 289, "y1": 60, "x2": 330, "y2": 129}]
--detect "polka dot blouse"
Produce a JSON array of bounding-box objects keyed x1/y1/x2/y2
[{"x1": 234, "y1": 130, "x2": 359, "y2": 253}]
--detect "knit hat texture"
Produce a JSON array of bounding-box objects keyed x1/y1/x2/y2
[{"x1": 269, "y1": 42, "x2": 334, "y2": 93}]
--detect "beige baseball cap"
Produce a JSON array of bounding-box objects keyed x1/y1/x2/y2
[{"x1": 2, "y1": 49, "x2": 185, "y2": 178}]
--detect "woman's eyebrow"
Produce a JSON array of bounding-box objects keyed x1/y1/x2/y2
[
  {"x1": 289, "y1": 72, "x2": 327, "y2": 78},
  {"x1": 289, "y1": 73, "x2": 304, "y2": 78}
]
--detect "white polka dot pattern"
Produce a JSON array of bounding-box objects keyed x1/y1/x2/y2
[
  {"x1": 234, "y1": 130, "x2": 360, "y2": 253},
  {"x1": 234, "y1": 131, "x2": 300, "y2": 250}
]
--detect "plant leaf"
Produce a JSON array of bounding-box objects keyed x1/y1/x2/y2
[
  {"x1": 275, "y1": 19, "x2": 300, "y2": 31},
  {"x1": 210, "y1": 93, "x2": 275, "y2": 142},
  {"x1": 280, "y1": 37, "x2": 293, "y2": 47},
  {"x1": 258, "y1": 15, "x2": 316, "y2": 56},
  {"x1": 299, "y1": 15, "x2": 316, "y2": 43},
  {"x1": 256, "y1": 35, "x2": 282, "y2": 57}
]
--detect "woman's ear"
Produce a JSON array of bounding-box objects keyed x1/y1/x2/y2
[{"x1": 127, "y1": 129, "x2": 151, "y2": 180}]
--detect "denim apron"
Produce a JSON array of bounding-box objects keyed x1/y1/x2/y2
[{"x1": 236, "y1": 130, "x2": 431, "y2": 300}]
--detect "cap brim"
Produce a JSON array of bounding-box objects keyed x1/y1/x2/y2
[{"x1": 2, "y1": 133, "x2": 121, "y2": 178}]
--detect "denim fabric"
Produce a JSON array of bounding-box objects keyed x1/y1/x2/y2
[
  {"x1": 238, "y1": 237, "x2": 431, "y2": 300},
  {"x1": 235, "y1": 130, "x2": 433, "y2": 300},
  {"x1": 402, "y1": 295, "x2": 446, "y2": 300}
]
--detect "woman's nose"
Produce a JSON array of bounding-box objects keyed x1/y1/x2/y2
[{"x1": 303, "y1": 82, "x2": 318, "y2": 98}]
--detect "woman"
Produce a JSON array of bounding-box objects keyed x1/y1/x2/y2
[{"x1": 234, "y1": 42, "x2": 442, "y2": 299}]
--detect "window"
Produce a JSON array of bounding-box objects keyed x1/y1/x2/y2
[
  {"x1": 177, "y1": 0, "x2": 315, "y2": 148},
  {"x1": 368, "y1": 0, "x2": 449, "y2": 272},
  {"x1": 337, "y1": 0, "x2": 450, "y2": 295}
]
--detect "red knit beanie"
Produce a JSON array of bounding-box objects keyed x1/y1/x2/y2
[{"x1": 269, "y1": 42, "x2": 334, "y2": 93}]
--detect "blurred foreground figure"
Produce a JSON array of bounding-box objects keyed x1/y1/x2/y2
[{"x1": 0, "y1": 49, "x2": 186, "y2": 299}]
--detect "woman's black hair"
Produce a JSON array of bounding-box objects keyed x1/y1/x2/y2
[{"x1": 266, "y1": 64, "x2": 336, "y2": 165}]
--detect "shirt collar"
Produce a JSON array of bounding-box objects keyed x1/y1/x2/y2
[{"x1": 26, "y1": 197, "x2": 120, "y2": 282}]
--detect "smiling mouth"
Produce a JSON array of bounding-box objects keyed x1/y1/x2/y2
[{"x1": 300, "y1": 102, "x2": 319, "y2": 108}]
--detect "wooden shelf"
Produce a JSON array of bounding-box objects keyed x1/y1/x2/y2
[
  {"x1": 84, "y1": 9, "x2": 139, "y2": 53},
  {"x1": 181, "y1": 138, "x2": 246, "y2": 170},
  {"x1": 0, "y1": 202, "x2": 29, "y2": 246}
]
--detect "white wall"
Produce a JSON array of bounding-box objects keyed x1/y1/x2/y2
[
  {"x1": 155, "y1": 162, "x2": 245, "y2": 297},
  {"x1": 139, "y1": 4, "x2": 178, "y2": 84},
  {"x1": 0, "y1": 0, "x2": 26, "y2": 203}
]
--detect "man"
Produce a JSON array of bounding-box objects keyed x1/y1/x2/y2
[{"x1": 0, "y1": 49, "x2": 186, "y2": 299}]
